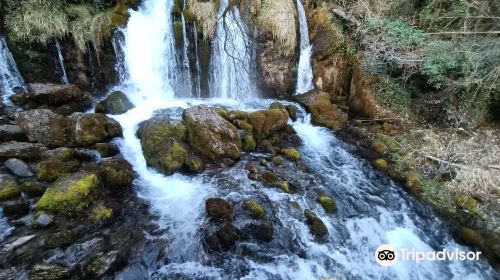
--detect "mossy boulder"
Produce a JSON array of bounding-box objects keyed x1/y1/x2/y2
[
  {"x1": 241, "y1": 133, "x2": 257, "y2": 152},
  {"x1": 269, "y1": 180, "x2": 290, "y2": 193},
  {"x1": 243, "y1": 200, "x2": 265, "y2": 218},
  {"x1": 68, "y1": 113, "x2": 122, "y2": 146},
  {"x1": 373, "y1": 159, "x2": 388, "y2": 171},
  {"x1": 21, "y1": 181, "x2": 48, "y2": 197},
  {"x1": 95, "y1": 91, "x2": 134, "y2": 115},
  {"x1": 233, "y1": 119, "x2": 253, "y2": 133},
  {"x1": 91, "y1": 205, "x2": 113, "y2": 222},
  {"x1": 98, "y1": 157, "x2": 135, "y2": 189},
  {"x1": 317, "y1": 194, "x2": 337, "y2": 213},
  {"x1": 206, "y1": 198, "x2": 233, "y2": 221},
  {"x1": 41, "y1": 147, "x2": 75, "y2": 162},
  {"x1": 304, "y1": 209, "x2": 328, "y2": 236},
  {"x1": 183, "y1": 106, "x2": 241, "y2": 160},
  {"x1": 269, "y1": 102, "x2": 285, "y2": 110},
  {"x1": 405, "y1": 174, "x2": 423, "y2": 194},
  {"x1": 282, "y1": 148, "x2": 301, "y2": 161},
  {"x1": 36, "y1": 172, "x2": 101, "y2": 214},
  {"x1": 229, "y1": 111, "x2": 249, "y2": 122},
  {"x1": 15, "y1": 109, "x2": 68, "y2": 148},
  {"x1": 185, "y1": 154, "x2": 205, "y2": 173},
  {"x1": 371, "y1": 141, "x2": 388, "y2": 154},
  {"x1": 0, "y1": 141, "x2": 47, "y2": 160},
  {"x1": 27, "y1": 83, "x2": 84, "y2": 105},
  {"x1": 0, "y1": 175, "x2": 21, "y2": 201},
  {"x1": 95, "y1": 143, "x2": 120, "y2": 158},
  {"x1": 36, "y1": 159, "x2": 67, "y2": 182},
  {"x1": 296, "y1": 90, "x2": 347, "y2": 130},
  {"x1": 285, "y1": 105, "x2": 298, "y2": 121},
  {"x1": 248, "y1": 108, "x2": 289, "y2": 144}
]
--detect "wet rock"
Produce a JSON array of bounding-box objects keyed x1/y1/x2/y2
[
  {"x1": 316, "y1": 194, "x2": 337, "y2": 213},
  {"x1": 371, "y1": 141, "x2": 388, "y2": 154},
  {"x1": 82, "y1": 251, "x2": 118, "y2": 278},
  {"x1": 0, "y1": 175, "x2": 21, "y2": 201},
  {"x1": 1, "y1": 199, "x2": 30, "y2": 217},
  {"x1": 272, "y1": 156, "x2": 283, "y2": 166},
  {"x1": 205, "y1": 198, "x2": 233, "y2": 221},
  {"x1": 36, "y1": 159, "x2": 67, "y2": 182},
  {"x1": 29, "y1": 264, "x2": 70, "y2": 280},
  {"x1": 21, "y1": 181, "x2": 48, "y2": 197},
  {"x1": 0, "y1": 125, "x2": 27, "y2": 142},
  {"x1": 46, "y1": 230, "x2": 78, "y2": 248},
  {"x1": 373, "y1": 159, "x2": 388, "y2": 171},
  {"x1": 233, "y1": 119, "x2": 253, "y2": 133},
  {"x1": 304, "y1": 210, "x2": 328, "y2": 236},
  {"x1": 27, "y1": 83, "x2": 83, "y2": 105},
  {"x1": 41, "y1": 147, "x2": 75, "y2": 162},
  {"x1": 183, "y1": 106, "x2": 241, "y2": 160},
  {"x1": 296, "y1": 90, "x2": 348, "y2": 130},
  {"x1": 98, "y1": 157, "x2": 135, "y2": 189},
  {"x1": 241, "y1": 131, "x2": 257, "y2": 152},
  {"x1": 246, "y1": 161, "x2": 260, "y2": 180},
  {"x1": 203, "y1": 222, "x2": 240, "y2": 251},
  {"x1": 269, "y1": 102, "x2": 285, "y2": 110},
  {"x1": 185, "y1": 154, "x2": 204, "y2": 173},
  {"x1": 5, "y1": 158, "x2": 33, "y2": 177},
  {"x1": 33, "y1": 212, "x2": 53, "y2": 228},
  {"x1": 285, "y1": 105, "x2": 298, "y2": 121},
  {"x1": 248, "y1": 108, "x2": 289, "y2": 144},
  {"x1": 405, "y1": 174, "x2": 423, "y2": 194},
  {"x1": 243, "y1": 200, "x2": 265, "y2": 218},
  {"x1": 261, "y1": 170, "x2": 278, "y2": 184},
  {"x1": 15, "y1": 109, "x2": 68, "y2": 148},
  {"x1": 36, "y1": 172, "x2": 101, "y2": 214},
  {"x1": 74, "y1": 148, "x2": 99, "y2": 161},
  {"x1": 95, "y1": 143, "x2": 120, "y2": 158},
  {"x1": 95, "y1": 91, "x2": 134, "y2": 115},
  {"x1": 281, "y1": 148, "x2": 301, "y2": 161},
  {"x1": 67, "y1": 113, "x2": 122, "y2": 146},
  {"x1": 250, "y1": 220, "x2": 273, "y2": 242}
]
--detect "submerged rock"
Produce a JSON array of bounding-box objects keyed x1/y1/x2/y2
[
  {"x1": 206, "y1": 198, "x2": 233, "y2": 221},
  {"x1": 15, "y1": 109, "x2": 68, "y2": 148},
  {"x1": 184, "y1": 106, "x2": 241, "y2": 160},
  {"x1": 95, "y1": 91, "x2": 134, "y2": 115},
  {"x1": 203, "y1": 222, "x2": 240, "y2": 252},
  {"x1": 5, "y1": 158, "x2": 33, "y2": 177},
  {"x1": 304, "y1": 209, "x2": 328, "y2": 236}
]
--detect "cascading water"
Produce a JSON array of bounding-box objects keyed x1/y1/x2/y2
[
  {"x1": 180, "y1": 13, "x2": 194, "y2": 97},
  {"x1": 0, "y1": 36, "x2": 24, "y2": 104},
  {"x1": 54, "y1": 39, "x2": 69, "y2": 84},
  {"x1": 295, "y1": 0, "x2": 314, "y2": 94},
  {"x1": 209, "y1": 0, "x2": 258, "y2": 99},
  {"x1": 193, "y1": 22, "x2": 202, "y2": 98},
  {"x1": 108, "y1": 0, "x2": 496, "y2": 278}
]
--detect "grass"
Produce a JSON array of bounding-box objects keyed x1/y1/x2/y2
[
  {"x1": 187, "y1": 0, "x2": 218, "y2": 39},
  {"x1": 258, "y1": 0, "x2": 297, "y2": 54}
]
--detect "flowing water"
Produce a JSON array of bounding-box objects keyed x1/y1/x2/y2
[
  {"x1": 295, "y1": 0, "x2": 314, "y2": 94},
  {"x1": 108, "y1": 0, "x2": 496, "y2": 278},
  {"x1": 55, "y1": 39, "x2": 69, "y2": 84},
  {"x1": 0, "y1": 36, "x2": 24, "y2": 105}
]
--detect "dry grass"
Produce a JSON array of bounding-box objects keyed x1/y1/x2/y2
[
  {"x1": 188, "y1": 0, "x2": 218, "y2": 39},
  {"x1": 257, "y1": 0, "x2": 296, "y2": 54}
]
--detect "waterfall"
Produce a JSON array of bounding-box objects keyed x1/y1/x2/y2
[
  {"x1": 181, "y1": 13, "x2": 193, "y2": 97},
  {"x1": 209, "y1": 0, "x2": 258, "y2": 100},
  {"x1": 193, "y1": 22, "x2": 202, "y2": 98},
  {"x1": 54, "y1": 40, "x2": 69, "y2": 84},
  {"x1": 0, "y1": 36, "x2": 25, "y2": 104},
  {"x1": 111, "y1": 29, "x2": 128, "y2": 84},
  {"x1": 295, "y1": 0, "x2": 314, "y2": 94}
]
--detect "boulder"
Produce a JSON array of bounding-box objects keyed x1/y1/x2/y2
[
  {"x1": 242, "y1": 220, "x2": 274, "y2": 242},
  {"x1": 0, "y1": 125, "x2": 27, "y2": 142},
  {"x1": 29, "y1": 264, "x2": 70, "y2": 280},
  {"x1": 36, "y1": 172, "x2": 101, "y2": 214},
  {"x1": 203, "y1": 222, "x2": 240, "y2": 251},
  {"x1": 296, "y1": 90, "x2": 348, "y2": 130},
  {"x1": 41, "y1": 147, "x2": 75, "y2": 162},
  {"x1": 285, "y1": 105, "x2": 298, "y2": 121},
  {"x1": 27, "y1": 83, "x2": 83, "y2": 105},
  {"x1": 36, "y1": 159, "x2": 67, "y2": 182},
  {"x1": 67, "y1": 113, "x2": 122, "y2": 146},
  {"x1": 183, "y1": 106, "x2": 241, "y2": 160},
  {"x1": 316, "y1": 194, "x2": 337, "y2": 213},
  {"x1": 95, "y1": 91, "x2": 134, "y2": 115},
  {"x1": 0, "y1": 141, "x2": 47, "y2": 160},
  {"x1": 205, "y1": 198, "x2": 233, "y2": 221},
  {"x1": 248, "y1": 109, "x2": 289, "y2": 144},
  {"x1": 304, "y1": 210, "x2": 328, "y2": 236},
  {"x1": 5, "y1": 158, "x2": 33, "y2": 177},
  {"x1": 281, "y1": 148, "x2": 301, "y2": 161},
  {"x1": 0, "y1": 174, "x2": 21, "y2": 201},
  {"x1": 243, "y1": 200, "x2": 265, "y2": 219},
  {"x1": 15, "y1": 109, "x2": 68, "y2": 148},
  {"x1": 95, "y1": 143, "x2": 120, "y2": 158},
  {"x1": 82, "y1": 251, "x2": 118, "y2": 278},
  {"x1": 21, "y1": 181, "x2": 48, "y2": 197},
  {"x1": 98, "y1": 157, "x2": 135, "y2": 189}
]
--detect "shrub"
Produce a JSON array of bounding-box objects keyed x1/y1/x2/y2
[{"x1": 363, "y1": 18, "x2": 428, "y2": 48}]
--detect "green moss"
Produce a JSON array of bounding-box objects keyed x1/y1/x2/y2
[
  {"x1": 37, "y1": 159, "x2": 66, "y2": 182},
  {"x1": 405, "y1": 173, "x2": 423, "y2": 194},
  {"x1": 242, "y1": 134, "x2": 257, "y2": 152},
  {"x1": 216, "y1": 108, "x2": 230, "y2": 121},
  {"x1": 91, "y1": 206, "x2": 113, "y2": 222},
  {"x1": 36, "y1": 172, "x2": 101, "y2": 214},
  {"x1": 272, "y1": 156, "x2": 283, "y2": 166},
  {"x1": 281, "y1": 148, "x2": 301, "y2": 161},
  {"x1": 371, "y1": 141, "x2": 388, "y2": 153},
  {"x1": 243, "y1": 200, "x2": 265, "y2": 218},
  {"x1": 459, "y1": 227, "x2": 481, "y2": 246},
  {"x1": 0, "y1": 184, "x2": 21, "y2": 201},
  {"x1": 233, "y1": 120, "x2": 253, "y2": 133},
  {"x1": 373, "y1": 159, "x2": 388, "y2": 171},
  {"x1": 269, "y1": 102, "x2": 285, "y2": 110},
  {"x1": 185, "y1": 155, "x2": 204, "y2": 173},
  {"x1": 304, "y1": 209, "x2": 328, "y2": 236},
  {"x1": 455, "y1": 196, "x2": 487, "y2": 218},
  {"x1": 269, "y1": 181, "x2": 290, "y2": 193},
  {"x1": 316, "y1": 194, "x2": 337, "y2": 213},
  {"x1": 159, "y1": 142, "x2": 187, "y2": 174}
]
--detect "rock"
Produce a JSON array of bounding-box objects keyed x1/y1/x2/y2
[
  {"x1": 203, "y1": 222, "x2": 240, "y2": 251},
  {"x1": 281, "y1": 148, "x2": 301, "y2": 161},
  {"x1": 246, "y1": 161, "x2": 260, "y2": 180},
  {"x1": 371, "y1": 141, "x2": 388, "y2": 153},
  {"x1": 90, "y1": 205, "x2": 113, "y2": 222},
  {"x1": 205, "y1": 198, "x2": 233, "y2": 221},
  {"x1": 41, "y1": 147, "x2": 75, "y2": 162},
  {"x1": 0, "y1": 141, "x2": 47, "y2": 160},
  {"x1": 33, "y1": 212, "x2": 53, "y2": 228},
  {"x1": 261, "y1": 170, "x2": 278, "y2": 184},
  {"x1": 15, "y1": 109, "x2": 68, "y2": 148},
  {"x1": 229, "y1": 111, "x2": 248, "y2": 122},
  {"x1": 373, "y1": 159, "x2": 388, "y2": 171},
  {"x1": 36, "y1": 172, "x2": 101, "y2": 214},
  {"x1": 269, "y1": 102, "x2": 285, "y2": 110},
  {"x1": 27, "y1": 83, "x2": 83, "y2": 105},
  {"x1": 257, "y1": 40, "x2": 296, "y2": 97},
  {"x1": 29, "y1": 264, "x2": 70, "y2": 280},
  {"x1": 185, "y1": 154, "x2": 205, "y2": 173},
  {"x1": 304, "y1": 210, "x2": 328, "y2": 236},
  {"x1": 21, "y1": 181, "x2": 48, "y2": 197},
  {"x1": 53, "y1": 93, "x2": 93, "y2": 116},
  {"x1": 296, "y1": 90, "x2": 348, "y2": 129},
  {"x1": 241, "y1": 132, "x2": 256, "y2": 152},
  {"x1": 1, "y1": 200, "x2": 30, "y2": 217},
  {"x1": 243, "y1": 200, "x2": 265, "y2": 218},
  {"x1": 349, "y1": 60, "x2": 379, "y2": 118},
  {"x1": 36, "y1": 159, "x2": 67, "y2": 182},
  {"x1": 285, "y1": 105, "x2": 298, "y2": 121},
  {"x1": 95, "y1": 91, "x2": 134, "y2": 115},
  {"x1": 0, "y1": 125, "x2": 27, "y2": 142},
  {"x1": 0, "y1": 174, "x2": 21, "y2": 201},
  {"x1": 316, "y1": 194, "x2": 337, "y2": 213},
  {"x1": 67, "y1": 113, "x2": 122, "y2": 146},
  {"x1": 74, "y1": 148, "x2": 99, "y2": 161},
  {"x1": 183, "y1": 106, "x2": 241, "y2": 160},
  {"x1": 233, "y1": 119, "x2": 253, "y2": 133},
  {"x1": 5, "y1": 158, "x2": 33, "y2": 177},
  {"x1": 82, "y1": 251, "x2": 118, "y2": 278},
  {"x1": 95, "y1": 143, "x2": 120, "y2": 158},
  {"x1": 272, "y1": 156, "x2": 283, "y2": 166},
  {"x1": 249, "y1": 220, "x2": 274, "y2": 242},
  {"x1": 98, "y1": 157, "x2": 135, "y2": 189},
  {"x1": 46, "y1": 230, "x2": 78, "y2": 248},
  {"x1": 405, "y1": 174, "x2": 423, "y2": 194},
  {"x1": 248, "y1": 109, "x2": 289, "y2": 144}
]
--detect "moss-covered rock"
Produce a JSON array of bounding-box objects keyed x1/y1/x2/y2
[
  {"x1": 373, "y1": 159, "x2": 388, "y2": 171},
  {"x1": 248, "y1": 108, "x2": 289, "y2": 144},
  {"x1": 36, "y1": 172, "x2": 101, "y2": 214},
  {"x1": 285, "y1": 104, "x2": 298, "y2": 121},
  {"x1": 269, "y1": 102, "x2": 285, "y2": 110},
  {"x1": 67, "y1": 113, "x2": 122, "y2": 146},
  {"x1": 405, "y1": 173, "x2": 423, "y2": 194},
  {"x1": 272, "y1": 156, "x2": 283, "y2": 166},
  {"x1": 233, "y1": 119, "x2": 253, "y2": 133},
  {"x1": 36, "y1": 159, "x2": 67, "y2": 182},
  {"x1": 242, "y1": 133, "x2": 257, "y2": 152},
  {"x1": 371, "y1": 141, "x2": 388, "y2": 153},
  {"x1": 184, "y1": 106, "x2": 241, "y2": 160},
  {"x1": 455, "y1": 196, "x2": 486, "y2": 218},
  {"x1": 269, "y1": 180, "x2": 290, "y2": 193},
  {"x1": 230, "y1": 111, "x2": 248, "y2": 122},
  {"x1": 15, "y1": 109, "x2": 68, "y2": 148},
  {"x1": 296, "y1": 90, "x2": 348, "y2": 130},
  {"x1": 304, "y1": 209, "x2": 328, "y2": 236},
  {"x1": 0, "y1": 141, "x2": 47, "y2": 160},
  {"x1": 95, "y1": 143, "x2": 120, "y2": 158},
  {"x1": 95, "y1": 91, "x2": 134, "y2": 115},
  {"x1": 185, "y1": 154, "x2": 205, "y2": 173},
  {"x1": 282, "y1": 148, "x2": 301, "y2": 161},
  {"x1": 243, "y1": 200, "x2": 265, "y2": 218},
  {"x1": 261, "y1": 170, "x2": 278, "y2": 184},
  {"x1": 206, "y1": 198, "x2": 233, "y2": 221},
  {"x1": 458, "y1": 227, "x2": 481, "y2": 247},
  {"x1": 21, "y1": 181, "x2": 48, "y2": 197},
  {"x1": 317, "y1": 194, "x2": 337, "y2": 213},
  {"x1": 41, "y1": 147, "x2": 75, "y2": 162},
  {"x1": 98, "y1": 157, "x2": 135, "y2": 189},
  {"x1": 91, "y1": 205, "x2": 113, "y2": 222},
  {"x1": 0, "y1": 175, "x2": 21, "y2": 201}
]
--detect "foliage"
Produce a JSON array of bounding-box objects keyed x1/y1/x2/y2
[
  {"x1": 363, "y1": 18, "x2": 428, "y2": 48},
  {"x1": 258, "y1": 0, "x2": 296, "y2": 54},
  {"x1": 374, "y1": 77, "x2": 412, "y2": 113}
]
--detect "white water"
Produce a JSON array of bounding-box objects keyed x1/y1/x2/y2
[
  {"x1": 193, "y1": 22, "x2": 202, "y2": 98},
  {"x1": 55, "y1": 40, "x2": 69, "y2": 84},
  {"x1": 209, "y1": 0, "x2": 257, "y2": 99},
  {"x1": 295, "y1": 0, "x2": 314, "y2": 94},
  {"x1": 0, "y1": 37, "x2": 24, "y2": 105},
  {"x1": 180, "y1": 13, "x2": 194, "y2": 97}
]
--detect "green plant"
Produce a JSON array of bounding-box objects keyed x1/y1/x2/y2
[
  {"x1": 363, "y1": 18, "x2": 428, "y2": 48},
  {"x1": 421, "y1": 54, "x2": 465, "y2": 89}
]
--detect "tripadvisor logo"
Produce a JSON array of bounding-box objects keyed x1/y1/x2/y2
[{"x1": 375, "y1": 244, "x2": 482, "y2": 267}]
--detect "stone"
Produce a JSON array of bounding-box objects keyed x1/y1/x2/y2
[
  {"x1": 272, "y1": 156, "x2": 283, "y2": 166},
  {"x1": 285, "y1": 105, "x2": 298, "y2": 121},
  {"x1": 373, "y1": 159, "x2": 388, "y2": 171},
  {"x1": 0, "y1": 174, "x2": 21, "y2": 201},
  {"x1": 95, "y1": 143, "x2": 120, "y2": 158},
  {"x1": 248, "y1": 109, "x2": 289, "y2": 144},
  {"x1": 98, "y1": 157, "x2": 135, "y2": 189},
  {"x1": 33, "y1": 212, "x2": 53, "y2": 227},
  {"x1": 371, "y1": 141, "x2": 388, "y2": 154},
  {"x1": 316, "y1": 194, "x2": 337, "y2": 213},
  {"x1": 0, "y1": 125, "x2": 27, "y2": 142},
  {"x1": 0, "y1": 141, "x2": 47, "y2": 160},
  {"x1": 1, "y1": 200, "x2": 30, "y2": 217},
  {"x1": 250, "y1": 220, "x2": 273, "y2": 242},
  {"x1": 257, "y1": 40, "x2": 296, "y2": 97},
  {"x1": 95, "y1": 91, "x2": 134, "y2": 115},
  {"x1": 304, "y1": 209, "x2": 328, "y2": 236},
  {"x1": 36, "y1": 159, "x2": 67, "y2": 182},
  {"x1": 203, "y1": 222, "x2": 240, "y2": 251},
  {"x1": 296, "y1": 90, "x2": 348, "y2": 130},
  {"x1": 29, "y1": 264, "x2": 70, "y2": 280},
  {"x1": 4, "y1": 158, "x2": 33, "y2": 177},
  {"x1": 243, "y1": 200, "x2": 265, "y2": 218},
  {"x1": 261, "y1": 170, "x2": 278, "y2": 184},
  {"x1": 281, "y1": 148, "x2": 301, "y2": 161},
  {"x1": 241, "y1": 132, "x2": 256, "y2": 152},
  {"x1": 21, "y1": 181, "x2": 48, "y2": 197},
  {"x1": 27, "y1": 83, "x2": 83, "y2": 105},
  {"x1": 82, "y1": 251, "x2": 118, "y2": 278},
  {"x1": 41, "y1": 147, "x2": 75, "y2": 162},
  {"x1": 269, "y1": 102, "x2": 285, "y2": 110},
  {"x1": 183, "y1": 106, "x2": 241, "y2": 160},
  {"x1": 15, "y1": 109, "x2": 68, "y2": 148},
  {"x1": 67, "y1": 113, "x2": 122, "y2": 146},
  {"x1": 205, "y1": 198, "x2": 233, "y2": 221}
]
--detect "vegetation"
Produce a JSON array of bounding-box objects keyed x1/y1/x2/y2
[{"x1": 258, "y1": 0, "x2": 296, "y2": 54}]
